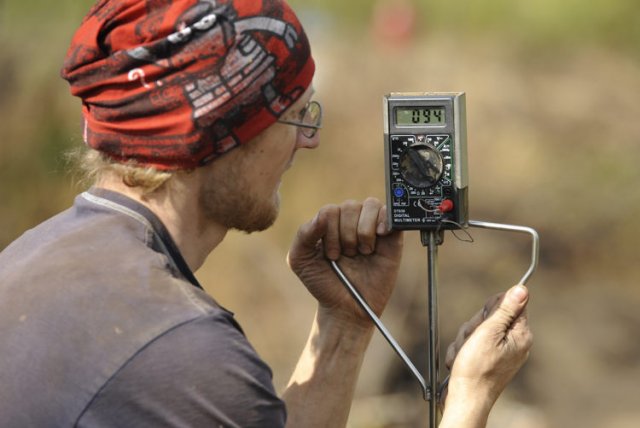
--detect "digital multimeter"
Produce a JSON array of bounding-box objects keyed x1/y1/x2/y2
[
  {"x1": 334, "y1": 92, "x2": 539, "y2": 426},
  {"x1": 384, "y1": 92, "x2": 469, "y2": 230}
]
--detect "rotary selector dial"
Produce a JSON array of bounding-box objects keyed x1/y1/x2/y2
[{"x1": 399, "y1": 144, "x2": 444, "y2": 188}]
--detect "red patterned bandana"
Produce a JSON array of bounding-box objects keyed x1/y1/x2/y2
[{"x1": 61, "y1": 0, "x2": 315, "y2": 170}]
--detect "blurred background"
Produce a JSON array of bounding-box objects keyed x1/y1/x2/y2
[{"x1": 1, "y1": 0, "x2": 639, "y2": 426}]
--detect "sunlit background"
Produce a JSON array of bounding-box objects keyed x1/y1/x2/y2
[{"x1": 1, "y1": 1, "x2": 639, "y2": 427}]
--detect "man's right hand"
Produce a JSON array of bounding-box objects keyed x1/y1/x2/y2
[{"x1": 440, "y1": 285, "x2": 533, "y2": 427}]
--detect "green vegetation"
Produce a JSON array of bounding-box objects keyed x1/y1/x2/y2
[{"x1": 288, "y1": 0, "x2": 640, "y2": 53}]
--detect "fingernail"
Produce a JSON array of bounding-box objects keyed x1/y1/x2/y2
[
  {"x1": 376, "y1": 222, "x2": 387, "y2": 235},
  {"x1": 508, "y1": 285, "x2": 528, "y2": 303}
]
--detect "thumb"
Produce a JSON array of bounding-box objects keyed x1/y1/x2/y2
[{"x1": 485, "y1": 284, "x2": 529, "y2": 331}]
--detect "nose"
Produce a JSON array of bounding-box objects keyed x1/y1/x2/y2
[{"x1": 296, "y1": 129, "x2": 320, "y2": 149}]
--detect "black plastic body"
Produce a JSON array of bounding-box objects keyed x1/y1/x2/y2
[{"x1": 384, "y1": 93, "x2": 469, "y2": 231}]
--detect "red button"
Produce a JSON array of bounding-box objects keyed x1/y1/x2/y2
[{"x1": 439, "y1": 199, "x2": 454, "y2": 213}]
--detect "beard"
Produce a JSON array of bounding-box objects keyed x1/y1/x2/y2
[{"x1": 199, "y1": 175, "x2": 280, "y2": 233}]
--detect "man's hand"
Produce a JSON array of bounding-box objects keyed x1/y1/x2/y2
[
  {"x1": 287, "y1": 198, "x2": 403, "y2": 328},
  {"x1": 440, "y1": 285, "x2": 533, "y2": 427},
  {"x1": 283, "y1": 198, "x2": 403, "y2": 427}
]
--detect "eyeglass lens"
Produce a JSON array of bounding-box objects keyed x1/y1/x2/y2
[{"x1": 301, "y1": 102, "x2": 321, "y2": 137}]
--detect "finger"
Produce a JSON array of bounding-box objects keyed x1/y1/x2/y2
[
  {"x1": 376, "y1": 205, "x2": 390, "y2": 236},
  {"x1": 319, "y1": 204, "x2": 341, "y2": 260},
  {"x1": 445, "y1": 294, "x2": 503, "y2": 370},
  {"x1": 289, "y1": 213, "x2": 321, "y2": 254},
  {"x1": 338, "y1": 200, "x2": 362, "y2": 257},
  {"x1": 445, "y1": 322, "x2": 479, "y2": 370},
  {"x1": 445, "y1": 342, "x2": 457, "y2": 370},
  {"x1": 483, "y1": 292, "x2": 505, "y2": 319},
  {"x1": 483, "y1": 285, "x2": 529, "y2": 335},
  {"x1": 454, "y1": 306, "x2": 484, "y2": 345},
  {"x1": 287, "y1": 210, "x2": 328, "y2": 268},
  {"x1": 446, "y1": 315, "x2": 478, "y2": 370},
  {"x1": 356, "y1": 198, "x2": 382, "y2": 255},
  {"x1": 460, "y1": 315, "x2": 480, "y2": 342}
]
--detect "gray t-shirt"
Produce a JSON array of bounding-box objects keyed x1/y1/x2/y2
[{"x1": 0, "y1": 188, "x2": 286, "y2": 427}]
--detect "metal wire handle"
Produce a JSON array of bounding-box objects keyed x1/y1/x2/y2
[
  {"x1": 330, "y1": 259, "x2": 430, "y2": 399},
  {"x1": 467, "y1": 220, "x2": 540, "y2": 286},
  {"x1": 329, "y1": 220, "x2": 540, "y2": 424}
]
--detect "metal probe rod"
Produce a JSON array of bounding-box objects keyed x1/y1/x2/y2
[{"x1": 426, "y1": 231, "x2": 441, "y2": 427}]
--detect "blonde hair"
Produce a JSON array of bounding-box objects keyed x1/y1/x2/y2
[{"x1": 69, "y1": 147, "x2": 174, "y2": 194}]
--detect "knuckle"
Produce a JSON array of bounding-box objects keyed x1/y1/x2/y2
[
  {"x1": 317, "y1": 205, "x2": 340, "y2": 226},
  {"x1": 363, "y1": 196, "x2": 381, "y2": 207},
  {"x1": 321, "y1": 204, "x2": 340, "y2": 216},
  {"x1": 341, "y1": 199, "x2": 361, "y2": 210}
]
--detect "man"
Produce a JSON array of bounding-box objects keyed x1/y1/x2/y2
[{"x1": 0, "y1": 0, "x2": 532, "y2": 427}]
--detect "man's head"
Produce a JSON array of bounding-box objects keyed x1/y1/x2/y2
[
  {"x1": 62, "y1": 0, "x2": 315, "y2": 171},
  {"x1": 75, "y1": 82, "x2": 321, "y2": 236}
]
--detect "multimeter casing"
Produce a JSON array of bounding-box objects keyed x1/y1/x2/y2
[{"x1": 384, "y1": 92, "x2": 469, "y2": 230}]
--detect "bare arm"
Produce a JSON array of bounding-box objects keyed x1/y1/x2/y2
[
  {"x1": 281, "y1": 310, "x2": 374, "y2": 427},
  {"x1": 283, "y1": 198, "x2": 403, "y2": 427}
]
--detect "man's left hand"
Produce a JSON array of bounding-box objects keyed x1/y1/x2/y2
[{"x1": 287, "y1": 198, "x2": 403, "y2": 328}]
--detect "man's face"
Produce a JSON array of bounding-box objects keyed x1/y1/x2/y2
[{"x1": 198, "y1": 87, "x2": 319, "y2": 233}]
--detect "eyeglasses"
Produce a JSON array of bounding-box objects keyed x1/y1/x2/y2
[{"x1": 277, "y1": 100, "x2": 323, "y2": 138}]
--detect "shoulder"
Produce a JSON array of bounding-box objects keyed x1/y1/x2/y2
[{"x1": 77, "y1": 313, "x2": 286, "y2": 428}]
